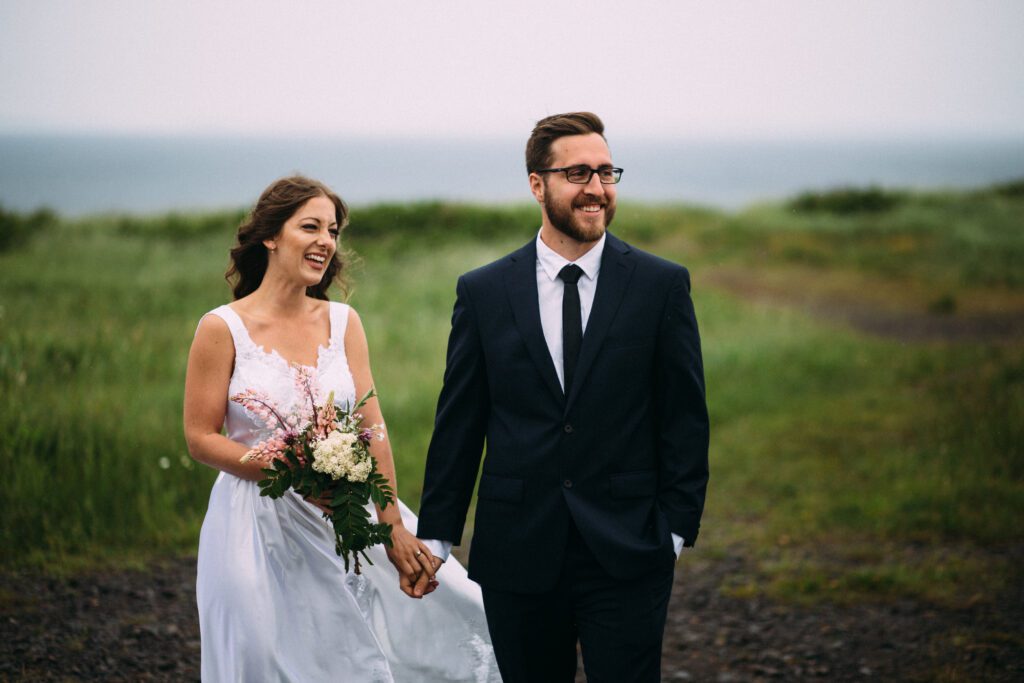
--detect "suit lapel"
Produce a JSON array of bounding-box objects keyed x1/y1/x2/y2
[
  {"x1": 565, "y1": 233, "x2": 635, "y2": 413},
  {"x1": 504, "y1": 240, "x2": 565, "y2": 405}
]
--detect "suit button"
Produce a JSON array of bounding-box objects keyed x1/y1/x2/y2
[
  {"x1": 563, "y1": 479, "x2": 573, "y2": 488},
  {"x1": 564, "y1": 423, "x2": 574, "y2": 433}
]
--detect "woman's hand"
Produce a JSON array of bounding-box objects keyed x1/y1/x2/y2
[
  {"x1": 386, "y1": 524, "x2": 439, "y2": 598},
  {"x1": 304, "y1": 490, "x2": 334, "y2": 516}
]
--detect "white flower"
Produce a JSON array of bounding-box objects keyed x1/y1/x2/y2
[
  {"x1": 311, "y1": 429, "x2": 370, "y2": 482},
  {"x1": 348, "y1": 458, "x2": 372, "y2": 483}
]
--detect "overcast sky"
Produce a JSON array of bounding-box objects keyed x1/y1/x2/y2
[{"x1": 2, "y1": 0, "x2": 1022, "y2": 140}]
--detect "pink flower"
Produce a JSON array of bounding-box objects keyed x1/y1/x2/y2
[{"x1": 230, "y1": 390, "x2": 289, "y2": 432}]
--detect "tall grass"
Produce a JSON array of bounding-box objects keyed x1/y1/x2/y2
[
  {"x1": 702, "y1": 187, "x2": 1024, "y2": 287},
  {"x1": 1, "y1": 190, "x2": 1021, "y2": 606}
]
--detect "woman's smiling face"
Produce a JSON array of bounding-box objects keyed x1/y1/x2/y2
[{"x1": 264, "y1": 194, "x2": 339, "y2": 287}]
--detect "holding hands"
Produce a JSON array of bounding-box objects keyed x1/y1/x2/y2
[{"x1": 386, "y1": 525, "x2": 442, "y2": 598}]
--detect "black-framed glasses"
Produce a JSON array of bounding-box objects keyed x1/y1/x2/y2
[{"x1": 535, "y1": 165, "x2": 623, "y2": 184}]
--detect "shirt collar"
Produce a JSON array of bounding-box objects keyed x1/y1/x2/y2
[{"x1": 535, "y1": 229, "x2": 606, "y2": 282}]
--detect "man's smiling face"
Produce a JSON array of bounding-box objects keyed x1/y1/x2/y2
[{"x1": 533, "y1": 132, "x2": 617, "y2": 243}]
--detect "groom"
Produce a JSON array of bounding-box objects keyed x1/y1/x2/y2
[{"x1": 416, "y1": 111, "x2": 709, "y2": 682}]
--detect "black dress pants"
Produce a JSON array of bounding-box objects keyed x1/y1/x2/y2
[{"x1": 480, "y1": 520, "x2": 675, "y2": 683}]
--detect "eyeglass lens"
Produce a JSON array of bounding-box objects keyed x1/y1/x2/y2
[{"x1": 565, "y1": 166, "x2": 621, "y2": 184}]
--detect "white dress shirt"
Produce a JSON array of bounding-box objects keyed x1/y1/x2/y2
[
  {"x1": 535, "y1": 231, "x2": 605, "y2": 390},
  {"x1": 422, "y1": 231, "x2": 683, "y2": 563}
]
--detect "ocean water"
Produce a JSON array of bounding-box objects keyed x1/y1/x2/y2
[{"x1": 1, "y1": 134, "x2": 1022, "y2": 215}]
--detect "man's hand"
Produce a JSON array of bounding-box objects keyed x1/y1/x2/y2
[
  {"x1": 398, "y1": 560, "x2": 441, "y2": 598},
  {"x1": 410, "y1": 556, "x2": 443, "y2": 598}
]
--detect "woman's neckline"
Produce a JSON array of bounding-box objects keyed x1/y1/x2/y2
[{"x1": 226, "y1": 300, "x2": 333, "y2": 370}]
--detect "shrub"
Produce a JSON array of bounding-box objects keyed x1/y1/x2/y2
[
  {"x1": 347, "y1": 202, "x2": 536, "y2": 244},
  {"x1": 788, "y1": 186, "x2": 907, "y2": 215},
  {"x1": 116, "y1": 209, "x2": 247, "y2": 241},
  {"x1": 0, "y1": 205, "x2": 58, "y2": 252},
  {"x1": 988, "y1": 178, "x2": 1024, "y2": 198}
]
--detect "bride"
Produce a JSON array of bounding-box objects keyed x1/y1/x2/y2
[{"x1": 183, "y1": 176, "x2": 500, "y2": 682}]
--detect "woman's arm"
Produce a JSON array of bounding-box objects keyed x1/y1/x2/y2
[
  {"x1": 183, "y1": 314, "x2": 268, "y2": 480},
  {"x1": 344, "y1": 307, "x2": 438, "y2": 594}
]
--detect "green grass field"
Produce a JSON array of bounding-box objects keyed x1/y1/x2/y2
[{"x1": 1, "y1": 187, "x2": 1021, "y2": 607}]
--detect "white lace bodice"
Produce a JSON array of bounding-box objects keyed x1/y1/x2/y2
[{"x1": 206, "y1": 302, "x2": 357, "y2": 448}]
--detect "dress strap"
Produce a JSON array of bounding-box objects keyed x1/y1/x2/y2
[
  {"x1": 329, "y1": 302, "x2": 351, "y2": 346},
  {"x1": 203, "y1": 304, "x2": 250, "y2": 350}
]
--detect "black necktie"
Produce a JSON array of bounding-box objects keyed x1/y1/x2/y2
[{"x1": 558, "y1": 264, "x2": 583, "y2": 395}]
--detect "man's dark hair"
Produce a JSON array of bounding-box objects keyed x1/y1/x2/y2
[{"x1": 525, "y1": 112, "x2": 605, "y2": 173}]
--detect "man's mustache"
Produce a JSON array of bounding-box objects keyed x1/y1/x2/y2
[{"x1": 572, "y1": 195, "x2": 607, "y2": 208}]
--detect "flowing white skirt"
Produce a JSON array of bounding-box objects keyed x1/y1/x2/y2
[{"x1": 197, "y1": 472, "x2": 500, "y2": 682}]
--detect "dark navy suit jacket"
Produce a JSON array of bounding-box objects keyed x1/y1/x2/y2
[{"x1": 417, "y1": 232, "x2": 709, "y2": 593}]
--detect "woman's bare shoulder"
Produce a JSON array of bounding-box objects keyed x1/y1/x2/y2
[{"x1": 192, "y1": 310, "x2": 234, "y2": 354}]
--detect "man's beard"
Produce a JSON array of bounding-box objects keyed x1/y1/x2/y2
[{"x1": 544, "y1": 190, "x2": 616, "y2": 243}]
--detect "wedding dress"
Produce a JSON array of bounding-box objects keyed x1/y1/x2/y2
[{"x1": 196, "y1": 302, "x2": 500, "y2": 682}]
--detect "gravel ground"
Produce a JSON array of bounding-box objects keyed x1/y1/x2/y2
[{"x1": 2, "y1": 552, "x2": 1021, "y2": 682}]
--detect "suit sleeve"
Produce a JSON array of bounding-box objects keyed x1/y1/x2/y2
[
  {"x1": 654, "y1": 267, "x2": 710, "y2": 546},
  {"x1": 416, "y1": 275, "x2": 490, "y2": 544}
]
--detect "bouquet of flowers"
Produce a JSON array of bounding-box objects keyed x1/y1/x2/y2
[{"x1": 231, "y1": 367, "x2": 395, "y2": 574}]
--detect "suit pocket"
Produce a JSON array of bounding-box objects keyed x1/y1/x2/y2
[
  {"x1": 478, "y1": 473, "x2": 524, "y2": 503},
  {"x1": 609, "y1": 470, "x2": 657, "y2": 499}
]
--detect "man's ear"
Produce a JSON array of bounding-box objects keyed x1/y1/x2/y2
[{"x1": 529, "y1": 173, "x2": 545, "y2": 204}]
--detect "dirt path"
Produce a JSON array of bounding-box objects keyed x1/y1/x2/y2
[
  {"x1": 2, "y1": 553, "x2": 1020, "y2": 682},
  {"x1": 703, "y1": 266, "x2": 1024, "y2": 344}
]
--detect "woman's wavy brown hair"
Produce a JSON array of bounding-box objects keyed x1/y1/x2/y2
[{"x1": 226, "y1": 176, "x2": 350, "y2": 301}]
